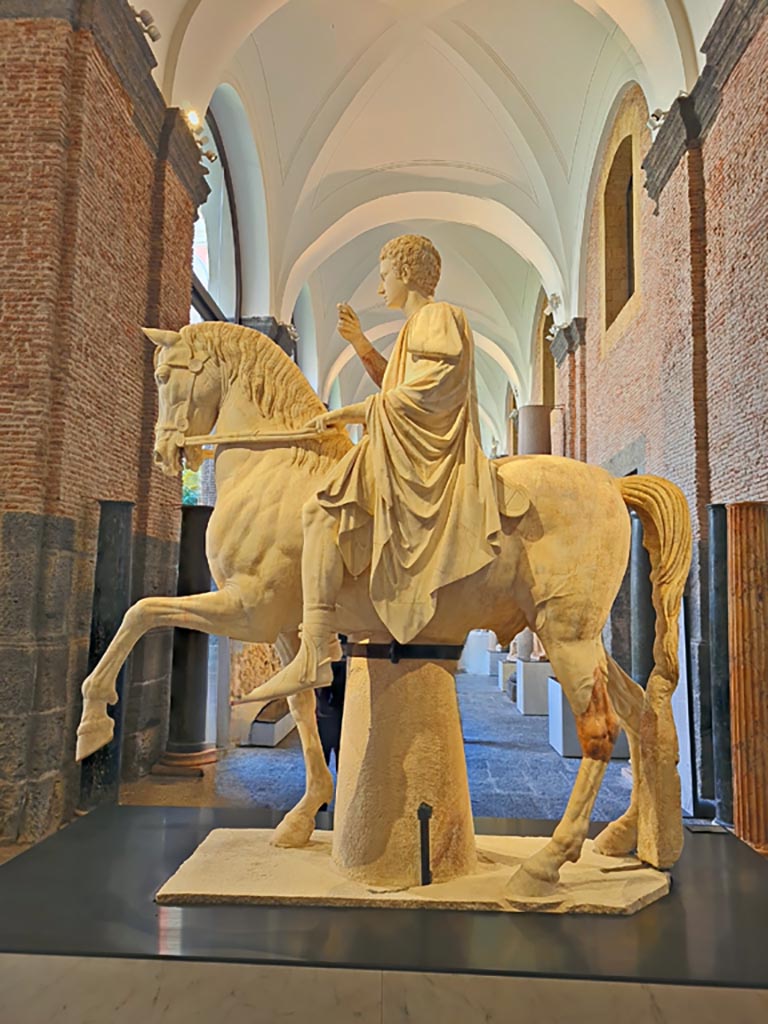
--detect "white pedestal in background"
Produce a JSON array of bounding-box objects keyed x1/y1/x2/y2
[
  {"x1": 548, "y1": 677, "x2": 629, "y2": 758},
  {"x1": 459, "y1": 630, "x2": 497, "y2": 674},
  {"x1": 246, "y1": 713, "x2": 296, "y2": 748},
  {"x1": 515, "y1": 660, "x2": 552, "y2": 715},
  {"x1": 498, "y1": 659, "x2": 515, "y2": 693},
  {"x1": 489, "y1": 650, "x2": 506, "y2": 680},
  {"x1": 229, "y1": 701, "x2": 296, "y2": 748}
]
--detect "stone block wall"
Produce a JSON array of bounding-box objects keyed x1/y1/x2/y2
[
  {"x1": 581, "y1": 87, "x2": 712, "y2": 796},
  {"x1": 0, "y1": 2, "x2": 207, "y2": 841}
]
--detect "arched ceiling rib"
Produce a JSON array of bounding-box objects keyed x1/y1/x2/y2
[
  {"x1": 148, "y1": 0, "x2": 721, "y2": 448},
  {"x1": 279, "y1": 191, "x2": 566, "y2": 324}
]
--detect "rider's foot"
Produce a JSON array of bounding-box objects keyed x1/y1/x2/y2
[{"x1": 252, "y1": 625, "x2": 342, "y2": 700}]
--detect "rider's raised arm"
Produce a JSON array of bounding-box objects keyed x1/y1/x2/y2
[
  {"x1": 337, "y1": 302, "x2": 388, "y2": 387},
  {"x1": 357, "y1": 345, "x2": 388, "y2": 388}
]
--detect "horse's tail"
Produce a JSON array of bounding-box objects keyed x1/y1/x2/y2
[{"x1": 618, "y1": 474, "x2": 692, "y2": 868}]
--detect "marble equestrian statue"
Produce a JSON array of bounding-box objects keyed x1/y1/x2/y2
[{"x1": 76, "y1": 235, "x2": 692, "y2": 897}]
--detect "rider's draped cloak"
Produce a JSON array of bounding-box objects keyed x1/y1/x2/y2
[{"x1": 318, "y1": 301, "x2": 502, "y2": 643}]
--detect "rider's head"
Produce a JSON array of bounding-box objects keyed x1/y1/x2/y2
[{"x1": 379, "y1": 235, "x2": 441, "y2": 299}]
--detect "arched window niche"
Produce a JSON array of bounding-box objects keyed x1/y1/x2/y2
[
  {"x1": 191, "y1": 110, "x2": 240, "y2": 323},
  {"x1": 603, "y1": 135, "x2": 635, "y2": 329}
]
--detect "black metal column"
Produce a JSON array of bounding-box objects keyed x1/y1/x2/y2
[
  {"x1": 78, "y1": 500, "x2": 134, "y2": 809},
  {"x1": 161, "y1": 505, "x2": 216, "y2": 769},
  {"x1": 630, "y1": 512, "x2": 656, "y2": 687},
  {"x1": 708, "y1": 504, "x2": 733, "y2": 826}
]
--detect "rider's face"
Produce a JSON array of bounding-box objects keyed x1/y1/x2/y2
[{"x1": 378, "y1": 258, "x2": 409, "y2": 310}]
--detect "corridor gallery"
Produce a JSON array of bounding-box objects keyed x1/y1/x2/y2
[{"x1": 1, "y1": 1, "x2": 767, "y2": 1022}]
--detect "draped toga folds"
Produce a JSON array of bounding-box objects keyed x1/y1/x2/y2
[{"x1": 317, "y1": 301, "x2": 502, "y2": 643}]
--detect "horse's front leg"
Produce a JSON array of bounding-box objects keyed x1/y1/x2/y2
[
  {"x1": 507, "y1": 640, "x2": 619, "y2": 897},
  {"x1": 76, "y1": 588, "x2": 246, "y2": 761},
  {"x1": 271, "y1": 631, "x2": 334, "y2": 848}
]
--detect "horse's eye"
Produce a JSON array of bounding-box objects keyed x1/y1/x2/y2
[{"x1": 155, "y1": 366, "x2": 170, "y2": 385}]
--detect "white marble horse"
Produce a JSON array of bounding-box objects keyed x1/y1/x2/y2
[{"x1": 76, "y1": 322, "x2": 691, "y2": 891}]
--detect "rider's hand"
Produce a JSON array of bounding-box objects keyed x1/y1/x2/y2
[
  {"x1": 337, "y1": 303, "x2": 367, "y2": 349},
  {"x1": 305, "y1": 403, "x2": 367, "y2": 432},
  {"x1": 305, "y1": 411, "x2": 334, "y2": 433}
]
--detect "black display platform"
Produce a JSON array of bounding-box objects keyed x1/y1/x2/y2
[{"x1": 0, "y1": 804, "x2": 766, "y2": 989}]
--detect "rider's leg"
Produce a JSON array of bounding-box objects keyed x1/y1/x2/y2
[
  {"x1": 301, "y1": 496, "x2": 344, "y2": 647},
  {"x1": 250, "y1": 496, "x2": 343, "y2": 699}
]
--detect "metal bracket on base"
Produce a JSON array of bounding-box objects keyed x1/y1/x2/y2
[{"x1": 418, "y1": 802, "x2": 433, "y2": 885}]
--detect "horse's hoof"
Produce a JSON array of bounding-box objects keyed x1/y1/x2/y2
[
  {"x1": 271, "y1": 809, "x2": 315, "y2": 848},
  {"x1": 75, "y1": 718, "x2": 114, "y2": 762},
  {"x1": 593, "y1": 816, "x2": 638, "y2": 858},
  {"x1": 505, "y1": 864, "x2": 560, "y2": 899}
]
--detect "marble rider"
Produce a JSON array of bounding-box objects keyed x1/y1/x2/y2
[{"x1": 255, "y1": 234, "x2": 503, "y2": 700}]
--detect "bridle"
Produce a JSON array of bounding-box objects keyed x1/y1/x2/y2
[
  {"x1": 155, "y1": 348, "x2": 338, "y2": 460},
  {"x1": 154, "y1": 350, "x2": 212, "y2": 453}
]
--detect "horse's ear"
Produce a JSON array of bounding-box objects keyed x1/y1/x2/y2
[{"x1": 142, "y1": 328, "x2": 181, "y2": 347}]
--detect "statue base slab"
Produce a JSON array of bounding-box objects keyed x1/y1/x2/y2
[{"x1": 155, "y1": 829, "x2": 670, "y2": 915}]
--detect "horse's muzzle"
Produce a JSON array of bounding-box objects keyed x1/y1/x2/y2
[{"x1": 153, "y1": 440, "x2": 182, "y2": 477}]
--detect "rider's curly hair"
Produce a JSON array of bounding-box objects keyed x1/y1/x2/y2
[{"x1": 380, "y1": 234, "x2": 441, "y2": 297}]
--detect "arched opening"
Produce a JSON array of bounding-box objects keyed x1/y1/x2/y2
[
  {"x1": 192, "y1": 111, "x2": 239, "y2": 323},
  {"x1": 603, "y1": 135, "x2": 635, "y2": 328},
  {"x1": 208, "y1": 83, "x2": 270, "y2": 318},
  {"x1": 293, "y1": 284, "x2": 319, "y2": 393}
]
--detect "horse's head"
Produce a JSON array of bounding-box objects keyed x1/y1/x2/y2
[{"x1": 143, "y1": 326, "x2": 222, "y2": 477}]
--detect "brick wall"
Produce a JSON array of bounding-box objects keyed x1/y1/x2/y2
[
  {"x1": 571, "y1": 2, "x2": 768, "y2": 808},
  {"x1": 0, "y1": 5, "x2": 206, "y2": 841},
  {"x1": 579, "y1": 85, "x2": 713, "y2": 799},
  {"x1": 705, "y1": 16, "x2": 768, "y2": 504}
]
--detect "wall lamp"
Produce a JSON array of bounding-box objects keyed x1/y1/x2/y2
[{"x1": 132, "y1": 7, "x2": 161, "y2": 42}]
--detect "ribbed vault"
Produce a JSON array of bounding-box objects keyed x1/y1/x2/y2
[{"x1": 148, "y1": 0, "x2": 721, "y2": 446}]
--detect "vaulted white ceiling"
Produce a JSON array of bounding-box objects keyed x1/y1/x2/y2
[{"x1": 149, "y1": 0, "x2": 721, "y2": 448}]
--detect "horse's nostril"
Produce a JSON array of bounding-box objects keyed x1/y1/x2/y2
[{"x1": 153, "y1": 450, "x2": 163, "y2": 464}]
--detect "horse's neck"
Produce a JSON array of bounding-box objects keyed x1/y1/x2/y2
[
  {"x1": 210, "y1": 373, "x2": 333, "y2": 493},
  {"x1": 215, "y1": 380, "x2": 267, "y2": 436}
]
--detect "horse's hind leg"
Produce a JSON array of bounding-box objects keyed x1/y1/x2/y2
[
  {"x1": 271, "y1": 631, "x2": 334, "y2": 849},
  {"x1": 507, "y1": 638, "x2": 620, "y2": 897},
  {"x1": 593, "y1": 656, "x2": 644, "y2": 857}
]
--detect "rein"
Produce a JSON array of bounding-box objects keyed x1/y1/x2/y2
[
  {"x1": 155, "y1": 343, "x2": 338, "y2": 459},
  {"x1": 182, "y1": 427, "x2": 334, "y2": 455}
]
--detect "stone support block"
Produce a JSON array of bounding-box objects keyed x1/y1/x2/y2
[
  {"x1": 727, "y1": 502, "x2": 768, "y2": 854},
  {"x1": 332, "y1": 657, "x2": 476, "y2": 888}
]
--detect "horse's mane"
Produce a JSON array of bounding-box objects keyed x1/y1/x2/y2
[
  {"x1": 183, "y1": 321, "x2": 352, "y2": 466},
  {"x1": 186, "y1": 321, "x2": 327, "y2": 429}
]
